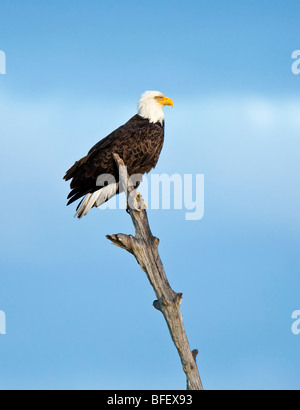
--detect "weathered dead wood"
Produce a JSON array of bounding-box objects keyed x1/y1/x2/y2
[{"x1": 106, "y1": 153, "x2": 204, "y2": 390}]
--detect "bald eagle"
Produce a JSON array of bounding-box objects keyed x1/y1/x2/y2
[{"x1": 64, "y1": 91, "x2": 173, "y2": 218}]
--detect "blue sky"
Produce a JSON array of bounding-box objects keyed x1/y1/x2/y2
[{"x1": 0, "y1": 0, "x2": 300, "y2": 390}]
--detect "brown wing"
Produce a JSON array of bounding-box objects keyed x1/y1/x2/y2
[{"x1": 64, "y1": 115, "x2": 164, "y2": 206}]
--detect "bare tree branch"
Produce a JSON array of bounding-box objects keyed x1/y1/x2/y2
[{"x1": 106, "y1": 153, "x2": 204, "y2": 390}]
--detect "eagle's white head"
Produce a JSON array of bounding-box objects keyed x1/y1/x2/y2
[{"x1": 138, "y1": 91, "x2": 173, "y2": 125}]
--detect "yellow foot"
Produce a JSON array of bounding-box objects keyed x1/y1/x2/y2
[
  {"x1": 126, "y1": 193, "x2": 147, "y2": 212},
  {"x1": 136, "y1": 193, "x2": 147, "y2": 209}
]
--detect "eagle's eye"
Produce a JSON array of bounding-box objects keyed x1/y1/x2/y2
[{"x1": 154, "y1": 95, "x2": 164, "y2": 103}]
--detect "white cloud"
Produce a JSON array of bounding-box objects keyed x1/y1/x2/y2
[{"x1": 180, "y1": 95, "x2": 300, "y2": 136}]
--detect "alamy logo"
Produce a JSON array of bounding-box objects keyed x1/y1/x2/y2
[
  {"x1": 95, "y1": 169, "x2": 205, "y2": 221},
  {"x1": 0, "y1": 310, "x2": 6, "y2": 335},
  {"x1": 291, "y1": 50, "x2": 300, "y2": 75},
  {"x1": 291, "y1": 311, "x2": 300, "y2": 335},
  {"x1": 0, "y1": 50, "x2": 6, "y2": 75}
]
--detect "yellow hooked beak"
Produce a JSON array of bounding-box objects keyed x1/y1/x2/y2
[{"x1": 155, "y1": 95, "x2": 174, "y2": 107}]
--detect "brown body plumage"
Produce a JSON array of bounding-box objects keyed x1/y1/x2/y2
[{"x1": 64, "y1": 114, "x2": 164, "y2": 216}]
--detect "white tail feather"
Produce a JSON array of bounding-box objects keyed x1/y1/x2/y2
[
  {"x1": 75, "y1": 194, "x2": 92, "y2": 218},
  {"x1": 75, "y1": 183, "x2": 119, "y2": 219}
]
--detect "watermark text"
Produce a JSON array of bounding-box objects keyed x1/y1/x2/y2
[
  {"x1": 292, "y1": 50, "x2": 300, "y2": 75},
  {"x1": 0, "y1": 50, "x2": 6, "y2": 75},
  {"x1": 292, "y1": 310, "x2": 300, "y2": 335},
  {"x1": 0, "y1": 310, "x2": 6, "y2": 335},
  {"x1": 96, "y1": 169, "x2": 205, "y2": 221}
]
